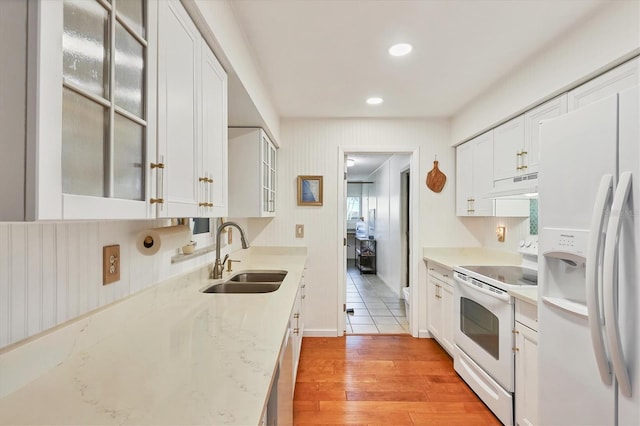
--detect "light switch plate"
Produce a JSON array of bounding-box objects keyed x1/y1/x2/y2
[
  {"x1": 296, "y1": 224, "x2": 304, "y2": 238},
  {"x1": 103, "y1": 245, "x2": 120, "y2": 285}
]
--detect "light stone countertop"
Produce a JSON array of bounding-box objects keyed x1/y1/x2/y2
[
  {"x1": 508, "y1": 287, "x2": 538, "y2": 305},
  {"x1": 424, "y1": 247, "x2": 539, "y2": 306},
  {"x1": 0, "y1": 246, "x2": 307, "y2": 425},
  {"x1": 423, "y1": 247, "x2": 522, "y2": 270}
]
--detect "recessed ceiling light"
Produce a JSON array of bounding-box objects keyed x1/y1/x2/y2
[
  {"x1": 366, "y1": 97, "x2": 383, "y2": 105},
  {"x1": 388, "y1": 43, "x2": 413, "y2": 57}
]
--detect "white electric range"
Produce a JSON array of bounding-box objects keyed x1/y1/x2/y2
[{"x1": 452, "y1": 238, "x2": 538, "y2": 426}]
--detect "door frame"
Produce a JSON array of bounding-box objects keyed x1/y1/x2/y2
[
  {"x1": 337, "y1": 146, "x2": 420, "y2": 337},
  {"x1": 400, "y1": 168, "x2": 410, "y2": 291}
]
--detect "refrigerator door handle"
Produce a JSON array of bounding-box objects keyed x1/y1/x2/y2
[
  {"x1": 603, "y1": 171, "x2": 633, "y2": 398},
  {"x1": 586, "y1": 173, "x2": 613, "y2": 386}
]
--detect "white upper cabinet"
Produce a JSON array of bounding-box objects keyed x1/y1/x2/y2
[
  {"x1": 568, "y1": 57, "x2": 639, "y2": 111},
  {"x1": 523, "y1": 94, "x2": 567, "y2": 174},
  {"x1": 493, "y1": 115, "x2": 525, "y2": 182},
  {"x1": 1, "y1": 0, "x2": 228, "y2": 221},
  {"x1": 456, "y1": 131, "x2": 494, "y2": 217},
  {"x1": 200, "y1": 44, "x2": 229, "y2": 218},
  {"x1": 1, "y1": 0, "x2": 158, "y2": 220},
  {"x1": 157, "y1": 0, "x2": 200, "y2": 218},
  {"x1": 155, "y1": 0, "x2": 227, "y2": 218},
  {"x1": 228, "y1": 128, "x2": 277, "y2": 218}
]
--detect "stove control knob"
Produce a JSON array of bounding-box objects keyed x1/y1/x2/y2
[
  {"x1": 519, "y1": 240, "x2": 525, "y2": 248},
  {"x1": 525, "y1": 240, "x2": 532, "y2": 248}
]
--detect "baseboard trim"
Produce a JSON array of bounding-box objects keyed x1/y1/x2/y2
[
  {"x1": 418, "y1": 329, "x2": 433, "y2": 338},
  {"x1": 303, "y1": 329, "x2": 341, "y2": 337}
]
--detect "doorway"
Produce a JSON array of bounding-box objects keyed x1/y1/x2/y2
[{"x1": 339, "y1": 150, "x2": 418, "y2": 336}]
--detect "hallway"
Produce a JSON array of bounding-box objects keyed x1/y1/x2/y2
[{"x1": 345, "y1": 260, "x2": 409, "y2": 334}]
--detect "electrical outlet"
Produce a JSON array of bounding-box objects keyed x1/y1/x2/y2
[
  {"x1": 296, "y1": 224, "x2": 304, "y2": 238},
  {"x1": 103, "y1": 245, "x2": 120, "y2": 285}
]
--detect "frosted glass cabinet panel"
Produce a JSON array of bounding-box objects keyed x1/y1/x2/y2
[
  {"x1": 61, "y1": 88, "x2": 106, "y2": 197},
  {"x1": 115, "y1": 21, "x2": 144, "y2": 118},
  {"x1": 62, "y1": 0, "x2": 109, "y2": 98},
  {"x1": 116, "y1": 0, "x2": 145, "y2": 37},
  {"x1": 113, "y1": 114, "x2": 144, "y2": 200}
]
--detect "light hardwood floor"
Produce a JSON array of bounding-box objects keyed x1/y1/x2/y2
[{"x1": 294, "y1": 335, "x2": 502, "y2": 425}]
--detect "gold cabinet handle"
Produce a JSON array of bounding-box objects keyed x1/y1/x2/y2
[
  {"x1": 151, "y1": 158, "x2": 166, "y2": 210},
  {"x1": 199, "y1": 202, "x2": 208, "y2": 207},
  {"x1": 513, "y1": 347, "x2": 520, "y2": 352},
  {"x1": 199, "y1": 177, "x2": 208, "y2": 182},
  {"x1": 293, "y1": 313, "x2": 300, "y2": 319}
]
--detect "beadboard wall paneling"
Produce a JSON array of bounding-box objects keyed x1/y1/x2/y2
[
  {"x1": 246, "y1": 118, "x2": 479, "y2": 335},
  {"x1": 0, "y1": 218, "x2": 242, "y2": 350}
]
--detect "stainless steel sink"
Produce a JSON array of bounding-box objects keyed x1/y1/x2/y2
[
  {"x1": 203, "y1": 282, "x2": 281, "y2": 294},
  {"x1": 228, "y1": 270, "x2": 287, "y2": 283},
  {"x1": 201, "y1": 270, "x2": 288, "y2": 294}
]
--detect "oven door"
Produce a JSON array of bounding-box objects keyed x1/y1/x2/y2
[{"x1": 454, "y1": 272, "x2": 514, "y2": 392}]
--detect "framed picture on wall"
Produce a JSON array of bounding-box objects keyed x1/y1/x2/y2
[{"x1": 297, "y1": 175, "x2": 323, "y2": 206}]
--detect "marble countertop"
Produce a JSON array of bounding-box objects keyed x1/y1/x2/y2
[
  {"x1": 0, "y1": 247, "x2": 307, "y2": 425},
  {"x1": 508, "y1": 287, "x2": 538, "y2": 305},
  {"x1": 423, "y1": 247, "x2": 522, "y2": 270}
]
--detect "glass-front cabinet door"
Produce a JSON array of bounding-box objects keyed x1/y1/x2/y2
[
  {"x1": 61, "y1": 0, "x2": 153, "y2": 218},
  {"x1": 261, "y1": 132, "x2": 276, "y2": 215},
  {"x1": 29, "y1": 0, "x2": 156, "y2": 219}
]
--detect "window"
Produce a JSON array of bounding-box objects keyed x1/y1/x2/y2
[
  {"x1": 346, "y1": 196, "x2": 361, "y2": 220},
  {"x1": 62, "y1": 0, "x2": 147, "y2": 200}
]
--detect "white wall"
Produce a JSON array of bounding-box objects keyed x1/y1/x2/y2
[
  {"x1": 367, "y1": 154, "x2": 411, "y2": 297},
  {"x1": 0, "y1": 218, "x2": 246, "y2": 349},
  {"x1": 246, "y1": 118, "x2": 480, "y2": 336},
  {"x1": 451, "y1": 0, "x2": 640, "y2": 144}
]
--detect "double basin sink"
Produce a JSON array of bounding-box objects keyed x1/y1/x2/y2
[{"x1": 202, "y1": 270, "x2": 287, "y2": 294}]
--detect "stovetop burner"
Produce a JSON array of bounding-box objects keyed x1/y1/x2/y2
[{"x1": 457, "y1": 265, "x2": 538, "y2": 287}]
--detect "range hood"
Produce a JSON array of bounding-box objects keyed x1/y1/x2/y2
[{"x1": 488, "y1": 172, "x2": 538, "y2": 199}]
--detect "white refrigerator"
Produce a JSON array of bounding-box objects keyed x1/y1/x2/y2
[{"x1": 537, "y1": 87, "x2": 639, "y2": 425}]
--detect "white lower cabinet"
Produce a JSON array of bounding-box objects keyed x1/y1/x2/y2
[
  {"x1": 291, "y1": 273, "x2": 306, "y2": 384},
  {"x1": 514, "y1": 299, "x2": 538, "y2": 426},
  {"x1": 265, "y1": 273, "x2": 306, "y2": 425},
  {"x1": 426, "y1": 262, "x2": 454, "y2": 355}
]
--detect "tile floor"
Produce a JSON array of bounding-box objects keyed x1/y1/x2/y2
[{"x1": 345, "y1": 260, "x2": 409, "y2": 334}]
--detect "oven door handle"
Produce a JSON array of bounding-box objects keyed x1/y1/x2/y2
[{"x1": 454, "y1": 276, "x2": 510, "y2": 302}]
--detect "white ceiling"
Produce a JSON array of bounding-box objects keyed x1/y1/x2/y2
[
  {"x1": 230, "y1": 0, "x2": 607, "y2": 119},
  {"x1": 346, "y1": 153, "x2": 393, "y2": 181}
]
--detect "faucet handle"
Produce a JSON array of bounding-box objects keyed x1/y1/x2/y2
[{"x1": 227, "y1": 259, "x2": 241, "y2": 272}]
